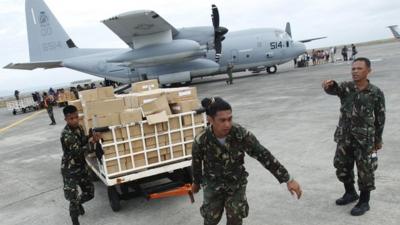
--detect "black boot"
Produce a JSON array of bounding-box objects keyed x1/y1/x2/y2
[
  {"x1": 336, "y1": 183, "x2": 359, "y2": 205},
  {"x1": 79, "y1": 204, "x2": 85, "y2": 215},
  {"x1": 71, "y1": 216, "x2": 80, "y2": 225},
  {"x1": 351, "y1": 191, "x2": 370, "y2": 216}
]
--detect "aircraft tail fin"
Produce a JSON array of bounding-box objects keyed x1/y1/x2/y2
[
  {"x1": 388, "y1": 25, "x2": 400, "y2": 39},
  {"x1": 25, "y1": 0, "x2": 78, "y2": 62},
  {"x1": 285, "y1": 22, "x2": 292, "y2": 38}
]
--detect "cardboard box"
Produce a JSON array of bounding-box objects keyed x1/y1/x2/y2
[
  {"x1": 83, "y1": 118, "x2": 93, "y2": 135},
  {"x1": 124, "y1": 140, "x2": 144, "y2": 153},
  {"x1": 183, "y1": 128, "x2": 204, "y2": 141},
  {"x1": 84, "y1": 98, "x2": 124, "y2": 118},
  {"x1": 185, "y1": 143, "x2": 193, "y2": 155},
  {"x1": 106, "y1": 158, "x2": 129, "y2": 174},
  {"x1": 117, "y1": 94, "x2": 139, "y2": 109},
  {"x1": 120, "y1": 109, "x2": 143, "y2": 125},
  {"x1": 68, "y1": 100, "x2": 83, "y2": 113},
  {"x1": 164, "y1": 87, "x2": 198, "y2": 104},
  {"x1": 183, "y1": 114, "x2": 204, "y2": 127},
  {"x1": 93, "y1": 113, "x2": 120, "y2": 127},
  {"x1": 79, "y1": 89, "x2": 98, "y2": 102},
  {"x1": 103, "y1": 140, "x2": 129, "y2": 159},
  {"x1": 145, "y1": 135, "x2": 167, "y2": 149},
  {"x1": 147, "y1": 111, "x2": 169, "y2": 125},
  {"x1": 169, "y1": 132, "x2": 183, "y2": 144},
  {"x1": 143, "y1": 123, "x2": 165, "y2": 136},
  {"x1": 171, "y1": 99, "x2": 200, "y2": 114},
  {"x1": 141, "y1": 94, "x2": 172, "y2": 116},
  {"x1": 101, "y1": 127, "x2": 123, "y2": 141},
  {"x1": 131, "y1": 79, "x2": 159, "y2": 92},
  {"x1": 97, "y1": 86, "x2": 115, "y2": 100},
  {"x1": 162, "y1": 116, "x2": 181, "y2": 131},
  {"x1": 135, "y1": 89, "x2": 164, "y2": 106},
  {"x1": 121, "y1": 125, "x2": 142, "y2": 139},
  {"x1": 129, "y1": 153, "x2": 147, "y2": 168}
]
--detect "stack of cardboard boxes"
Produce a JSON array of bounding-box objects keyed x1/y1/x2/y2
[
  {"x1": 57, "y1": 90, "x2": 77, "y2": 103},
  {"x1": 68, "y1": 80, "x2": 205, "y2": 175}
]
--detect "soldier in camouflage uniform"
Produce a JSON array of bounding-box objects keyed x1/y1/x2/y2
[
  {"x1": 322, "y1": 57, "x2": 385, "y2": 216},
  {"x1": 61, "y1": 105, "x2": 100, "y2": 225},
  {"x1": 192, "y1": 97, "x2": 302, "y2": 225}
]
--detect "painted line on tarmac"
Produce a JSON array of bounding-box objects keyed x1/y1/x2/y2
[{"x1": 0, "y1": 110, "x2": 44, "y2": 133}]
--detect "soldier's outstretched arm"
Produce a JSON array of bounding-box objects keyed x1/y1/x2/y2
[
  {"x1": 243, "y1": 130, "x2": 290, "y2": 183},
  {"x1": 322, "y1": 80, "x2": 342, "y2": 96},
  {"x1": 374, "y1": 90, "x2": 386, "y2": 150},
  {"x1": 191, "y1": 141, "x2": 203, "y2": 193},
  {"x1": 243, "y1": 130, "x2": 302, "y2": 198}
]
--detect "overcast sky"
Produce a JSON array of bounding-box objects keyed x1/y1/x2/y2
[{"x1": 0, "y1": 0, "x2": 399, "y2": 96}]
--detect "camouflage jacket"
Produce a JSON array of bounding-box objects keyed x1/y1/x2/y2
[
  {"x1": 325, "y1": 80, "x2": 385, "y2": 149},
  {"x1": 60, "y1": 125, "x2": 90, "y2": 176},
  {"x1": 192, "y1": 124, "x2": 290, "y2": 190}
]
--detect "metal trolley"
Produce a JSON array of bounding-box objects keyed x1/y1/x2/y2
[{"x1": 85, "y1": 111, "x2": 206, "y2": 211}]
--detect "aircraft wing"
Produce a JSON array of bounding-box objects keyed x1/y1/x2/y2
[
  {"x1": 298, "y1": 37, "x2": 327, "y2": 43},
  {"x1": 102, "y1": 10, "x2": 179, "y2": 49},
  {"x1": 3, "y1": 61, "x2": 62, "y2": 70}
]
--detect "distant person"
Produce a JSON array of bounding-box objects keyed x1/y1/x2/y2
[
  {"x1": 70, "y1": 87, "x2": 79, "y2": 99},
  {"x1": 76, "y1": 85, "x2": 83, "y2": 92},
  {"x1": 90, "y1": 82, "x2": 96, "y2": 89},
  {"x1": 32, "y1": 92, "x2": 38, "y2": 102},
  {"x1": 49, "y1": 88, "x2": 56, "y2": 96},
  {"x1": 84, "y1": 84, "x2": 90, "y2": 90},
  {"x1": 192, "y1": 97, "x2": 302, "y2": 225},
  {"x1": 322, "y1": 57, "x2": 385, "y2": 216},
  {"x1": 351, "y1": 44, "x2": 358, "y2": 60},
  {"x1": 61, "y1": 105, "x2": 100, "y2": 225},
  {"x1": 43, "y1": 92, "x2": 56, "y2": 125},
  {"x1": 226, "y1": 62, "x2": 234, "y2": 85},
  {"x1": 342, "y1": 46, "x2": 348, "y2": 61},
  {"x1": 14, "y1": 90, "x2": 20, "y2": 100},
  {"x1": 330, "y1": 47, "x2": 336, "y2": 63},
  {"x1": 312, "y1": 49, "x2": 317, "y2": 65},
  {"x1": 99, "y1": 82, "x2": 104, "y2": 87}
]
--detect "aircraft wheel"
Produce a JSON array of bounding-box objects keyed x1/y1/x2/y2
[
  {"x1": 107, "y1": 186, "x2": 121, "y2": 212},
  {"x1": 267, "y1": 65, "x2": 277, "y2": 74}
]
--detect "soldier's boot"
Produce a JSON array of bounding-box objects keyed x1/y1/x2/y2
[
  {"x1": 351, "y1": 191, "x2": 370, "y2": 216},
  {"x1": 336, "y1": 183, "x2": 359, "y2": 205},
  {"x1": 79, "y1": 204, "x2": 85, "y2": 215},
  {"x1": 71, "y1": 216, "x2": 80, "y2": 225}
]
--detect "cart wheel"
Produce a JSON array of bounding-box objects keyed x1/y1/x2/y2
[{"x1": 107, "y1": 186, "x2": 121, "y2": 212}]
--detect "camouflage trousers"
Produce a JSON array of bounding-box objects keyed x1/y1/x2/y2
[
  {"x1": 334, "y1": 139, "x2": 376, "y2": 191},
  {"x1": 201, "y1": 184, "x2": 249, "y2": 225},
  {"x1": 62, "y1": 172, "x2": 94, "y2": 217},
  {"x1": 47, "y1": 108, "x2": 55, "y2": 123}
]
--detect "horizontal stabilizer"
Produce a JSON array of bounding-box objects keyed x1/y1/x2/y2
[
  {"x1": 298, "y1": 37, "x2": 327, "y2": 43},
  {"x1": 388, "y1": 25, "x2": 400, "y2": 39},
  {"x1": 3, "y1": 61, "x2": 62, "y2": 70}
]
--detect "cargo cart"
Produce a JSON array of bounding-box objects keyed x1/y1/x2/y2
[
  {"x1": 85, "y1": 111, "x2": 206, "y2": 211},
  {"x1": 6, "y1": 97, "x2": 39, "y2": 115}
]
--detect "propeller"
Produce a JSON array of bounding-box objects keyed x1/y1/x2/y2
[{"x1": 211, "y1": 4, "x2": 228, "y2": 62}]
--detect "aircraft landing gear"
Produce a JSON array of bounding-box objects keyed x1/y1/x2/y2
[{"x1": 266, "y1": 65, "x2": 277, "y2": 74}]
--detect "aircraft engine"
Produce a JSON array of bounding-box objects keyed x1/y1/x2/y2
[{"x1": 107, "y1": 39, "x2": 204, "y2": 67}]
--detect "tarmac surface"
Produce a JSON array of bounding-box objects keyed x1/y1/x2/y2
[{"x1": 1, "y1": 41, "x2": 399, "y2": 225}]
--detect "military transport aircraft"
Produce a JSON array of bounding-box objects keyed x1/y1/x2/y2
[
  {"x1": 388, "y1": 25, "x2": 400, "y2": 39},
  {"x1": 4, "y1": 0, "x2": 325, "y2": 85}
]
